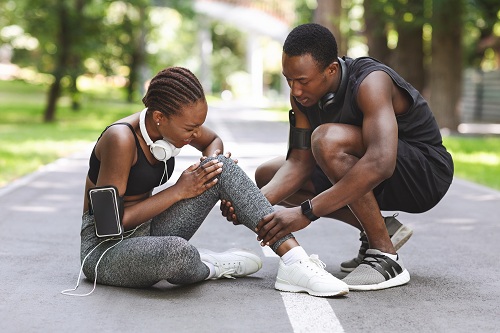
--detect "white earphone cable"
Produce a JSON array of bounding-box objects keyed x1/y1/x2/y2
[{"x1": 61, "y1": 226, "x2": 140, "y2": 297}]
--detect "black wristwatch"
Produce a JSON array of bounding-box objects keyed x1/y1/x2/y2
[{"x1": 300, "y1": 199, "x2": 319, "y2": 221}]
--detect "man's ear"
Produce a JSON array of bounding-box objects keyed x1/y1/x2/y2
[{"x1": 327, "y1": 61, "x2": 339, "y2": 76}]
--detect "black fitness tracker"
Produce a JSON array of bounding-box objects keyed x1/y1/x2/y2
[{"x1": 300, "y1": 199, "x2": 319, "y2": 221}]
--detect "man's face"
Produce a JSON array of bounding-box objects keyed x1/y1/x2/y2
[{"x1": 282, "y1": 53, "x2": 333, "y2": 107}]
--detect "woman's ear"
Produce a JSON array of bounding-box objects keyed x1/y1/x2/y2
[{"x1": 152, "y1": 110, "x2": 164, "y2": 125}]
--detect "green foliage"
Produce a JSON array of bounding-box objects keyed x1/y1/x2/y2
[
  {"x1": 443, "y1": 135, "x2": 500, "y2": 190},
  {"x1": 1, "y1": 80, "x2": 499, "y2": 191},
  {"x1": 0, "y1": 80, "x2": 141, "y2": 187}
]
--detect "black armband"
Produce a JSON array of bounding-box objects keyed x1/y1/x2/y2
[{"x1": 287, "y1": 110, "x2": 312, "y2": 159}]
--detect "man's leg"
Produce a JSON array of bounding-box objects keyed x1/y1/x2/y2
[
  {"x1": 311, "y1": 123, "x2": 409, "y2": 290},
  {"x1": 255, "y1": 156, "x2": 362, "y2": 229},
  {"x1": 255, "y1": 151, "x2": 412, "y2": 270}
]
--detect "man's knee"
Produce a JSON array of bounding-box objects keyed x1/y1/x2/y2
[
  {"x1": 255, "y1": 157, "x2": 284, "y2": 189},
  {"x1": 311, "y1": 124, "x2": 363, "y2": 179},
  {"x1": 311, "y1": 124, "x2": 349, "y2": 161}
]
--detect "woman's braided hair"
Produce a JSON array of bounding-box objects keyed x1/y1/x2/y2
[{"x1": 142, "y1": 67, "x2": 205, "y2": 117}]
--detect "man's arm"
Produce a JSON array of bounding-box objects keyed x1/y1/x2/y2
[
  {"x1": 256, "y1": 71, "x2": 399, "y2": 245},
  {"x1": 261, "y1": 97, "x2": 316, "y2": 205},
  {"x1": 310, "y1": 70, "x2": 398, "y2": 217}
]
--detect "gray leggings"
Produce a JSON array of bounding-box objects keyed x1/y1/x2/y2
[{"x1": 80, "y1": 155, "x2": 293, "y2": 288}]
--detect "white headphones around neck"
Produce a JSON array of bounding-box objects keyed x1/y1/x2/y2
[{"x1": 139, "y1": 108, "x2": 180, "y2": 162}]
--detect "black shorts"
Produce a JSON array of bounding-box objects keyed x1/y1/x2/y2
[{"x1": 312, "y1": 139, "x2": 454, "y2": 213}]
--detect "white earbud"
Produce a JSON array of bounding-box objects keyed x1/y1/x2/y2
[{"x1": 139, "y1": 108, "x2": 181, "y2": 162}]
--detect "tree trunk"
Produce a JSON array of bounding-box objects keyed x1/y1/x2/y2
[
  {"x1": 392, "y1": 1, "x2": 425, "y2": 93},
  {"x1": 314, "y1": 0, "x2": 347, "y2": 57},
  {"x1": 363, "y1": 0, "x2": 391, "y2": 65},
  {"x1": 429, "y1": 0, "x2": 463, "y2": 131},
  {"x1": 44, "y1": 3, "x2": 71, "y2": 122},
  {"x1": 127, "y1": 6, "x2": 147, "y2": 103}
]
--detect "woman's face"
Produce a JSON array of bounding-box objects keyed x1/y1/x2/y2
[{"x1": 158, "y1": 99, "x2": 208, "y2": 148}]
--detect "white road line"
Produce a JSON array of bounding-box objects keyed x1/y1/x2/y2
[
  {"x1": 262, "y1": 249, "x2": 344, "y2": 333},
  {"x1": 280, "y1": 292, "x2": 345, "y2": 333}
]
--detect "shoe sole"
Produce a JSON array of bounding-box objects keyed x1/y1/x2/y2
[
  {"x1": 340, "y1": 225, "x2": 413, "y2": 273},
  {"x1": 392, "y1": 225, "x2": 413, "y2": 251},
  {"x1": 274, "y1": 281, "x2": 349, "y2": 297},
  {"x1": 346, "y1": 269, "x2": 410, "y2": 291}
]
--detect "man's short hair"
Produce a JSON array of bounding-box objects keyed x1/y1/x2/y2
[{"x1": 283, "y1": 23, "x2": 338, "y2": 70}]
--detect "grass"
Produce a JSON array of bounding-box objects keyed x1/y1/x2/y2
[
  {"x1": 442, "y1": 135, "x2": 500, "y2": 190},
  {"x1": 0, "y1": 80, "x2": 142, "y2": 187},
  {"x1": 1, "y1": 80, "x2": 500, "y2": 191}
]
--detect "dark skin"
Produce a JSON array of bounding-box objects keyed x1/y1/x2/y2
[
  {"x1": 85, "y1": 99, "x2": 301, "y2": 257},
  {"x1": 222, "y1": 52, "x2": 411, "y2": 254},
  {"x1": 84, "y1": 100, "x2": 226, "y2": 231}
]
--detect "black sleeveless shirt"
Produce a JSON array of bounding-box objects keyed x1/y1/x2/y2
[
  {"x1": 294, "y1": 56, "x2": 453, "y2": 183},
  {"x1": 87, "y1": 123, "x2": 174, "y2": 195}
]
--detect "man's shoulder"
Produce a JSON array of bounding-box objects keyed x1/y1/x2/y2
[{"x1": 346, "y1": 56, "x2": 386, "y2": 71}]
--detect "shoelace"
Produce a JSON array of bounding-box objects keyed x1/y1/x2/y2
[
  {"x1": 359, "y1": 233, "x2": 369, "y2": 251},
  {"x1": 216, "y1": 262, "x2": 243, "y2": 279},
  {"x1": 306, "y1": 254, "x2": 330, "y2": 276}
]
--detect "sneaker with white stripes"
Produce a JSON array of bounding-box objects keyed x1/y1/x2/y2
[
  {"x1": 275, "y1": 254, "x2": 349, "y2": 297},
  {"x1": 342, "y1": 249, "x2": 410, "y2": 291},
  {"x1": 199, "y1": 248, "x2": 262, "y2": 279}
]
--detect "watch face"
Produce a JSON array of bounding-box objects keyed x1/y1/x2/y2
[
  {"x1": 301, "y1": 200, "x2": 311, "y2": 213},
  {"x1": 301, "y1": 199, "x2": 318, "y2": 221}
]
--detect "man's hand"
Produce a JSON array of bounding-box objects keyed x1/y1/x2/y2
[
  {"x1": 220, "y1": 199, "x2": 240, "y2": 225},
  {"x1": 255, "y1": 207, "x2": 311, "y2": 246}
]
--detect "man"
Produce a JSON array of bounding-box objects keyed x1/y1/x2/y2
[{"x1": 225, "y1": 23, "x2": 453, "y2": 291}]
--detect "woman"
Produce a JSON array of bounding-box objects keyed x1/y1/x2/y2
[{"x1": 71, "y1": 67, "x2": 348, "y2": 297}]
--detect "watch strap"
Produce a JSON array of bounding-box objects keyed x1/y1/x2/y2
[{"x1": 301, "y1": 199, "x2": 319, "y2": 221}]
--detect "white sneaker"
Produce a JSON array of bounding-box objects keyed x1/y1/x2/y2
[
  {"x1": 199, "y1": 248, "x2": 262, "y2": 279},
  {"x1": 275, "y1": 254, "x2": 349, "y2": 297}
]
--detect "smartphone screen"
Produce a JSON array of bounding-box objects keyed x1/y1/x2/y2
[{"x1": 89, "y1": 186, "x2": 122, "y2": 237}]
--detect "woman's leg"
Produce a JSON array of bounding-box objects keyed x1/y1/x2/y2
[
  {"x1": 150, "y1": 155, "x2": 294, "y2": 252},
  {"x1": 81, "y1": 213, "x2": 210, "y2": 288}
]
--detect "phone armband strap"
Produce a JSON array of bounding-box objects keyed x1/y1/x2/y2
[{"x1": 287, "y1": 110, "x2": 312, "y2": 159}]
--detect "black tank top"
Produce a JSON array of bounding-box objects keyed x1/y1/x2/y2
[
  {"x1": 87, "y1": 123, "x2": 174, "y2": 195},
  {"x1": 295, "y1": 56, "x2": 453, "y2": 183}
]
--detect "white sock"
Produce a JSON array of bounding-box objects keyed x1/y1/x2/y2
[
  {"x1": 379, "y1": 251, "x2": 398, "y2": 261},
  {"x1": 203, "y1": 262, "x2": 216, "y2": 280},
  {"x1": 281, "y1": 246, "x2": 309, "y2": 266}
]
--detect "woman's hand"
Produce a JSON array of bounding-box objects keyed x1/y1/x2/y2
[
  {"x1": 201, "y1": 149, "x2": 238, "y2": 164},
  {"x1": 174, "y1": 159, "x2": 223, "y2": 200}
]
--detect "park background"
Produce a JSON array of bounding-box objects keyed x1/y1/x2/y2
[{"x1": 1, "y1": 0, "x2": 499, "y2": 190}]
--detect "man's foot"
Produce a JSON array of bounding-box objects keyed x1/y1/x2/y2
[
  {"x1": 340, "y1": 215, "x2": 413, "y2": 272},
  {"x1": 275, "y1": 254, "x2": 349, "y2": 297},
  {"x1": 199, "y1": 248, "x2": 262, "y2": 279},
  {"x1": 342, "y1": 249, "x2": 410, "y2": 291}
]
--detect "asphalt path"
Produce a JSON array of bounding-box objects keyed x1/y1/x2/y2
[{"x1": 0, "y1": 103, "x2": 499, "y2": 332}]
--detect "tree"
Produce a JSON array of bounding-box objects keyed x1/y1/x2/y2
[
  {"x1": 363, "y1": 0, "x2": 391, "y2": 65},
  {"x1": 14, "y1": 0, "x2": 108, "y2": 121},
  {"x1": 429, "y1": 0, "x2": 463, "y2": 130},
  {"x1": 464, "y1": 0, "x2": 500, "y2": 68},
  {"x1": 390, "y1": 0, "x2": 426, "y2": 93},
  {"x1": 314, "y1": 0, "x2": 348, "y2": 56}
]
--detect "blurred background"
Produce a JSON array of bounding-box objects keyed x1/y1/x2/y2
[{"x1": 1, "y1": 0, "x2": 499, "y2": 189}]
